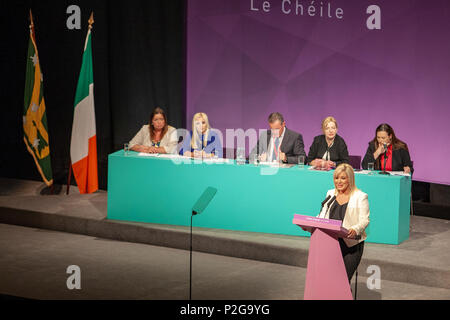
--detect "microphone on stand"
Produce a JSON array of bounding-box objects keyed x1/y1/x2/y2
[
  {"x1": 319, "y1": 195, "x2": 336, "y2": 218},
  {"x1": 379, "y1": 143, "x2": 390, "y2": 175},
  {"x1": 324, "y1": 195, "x2": 336, "y2": 218},
  {"x1": 321, "y1": 195, "x2": 331, "y2": 208}
]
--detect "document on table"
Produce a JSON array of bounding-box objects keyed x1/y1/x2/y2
[
  {"x1": 257, "y1": 161, "x2": 294, "y2": 168},
  {"x1": 355, "y1": 170, "x2": 371, "y2": 174},
  {"x1": 138, "y1": 152, "x2": 160, "y2": 157},
  {"x1": 354, "y1": 170, "x2": 411, "y2": 177},
  {"x1": 389, "y1": 171, "x2": 411, "y2": 177}
]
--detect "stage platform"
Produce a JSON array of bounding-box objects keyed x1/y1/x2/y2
[{"x1": 0, "y1": 178, "x2": 449, "y2": 300}]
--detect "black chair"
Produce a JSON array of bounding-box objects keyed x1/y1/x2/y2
[
  {"x1": 348, "y1": 155, "x2": 361, "y2": 169},
  {"x1": 222, "y1": 148, "x2": 236, "y2": 159}
]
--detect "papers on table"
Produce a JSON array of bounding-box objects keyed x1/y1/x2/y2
[
  {"x1": 138, "y1": 153, "x2": 188, "y2": 159},
  {"x1": 354, "y1": 170, "x2": 411, "y2": 177},
  {"x1": 257, "y1": 162, "x2": 294, "y2": 168},
  {"x1": 389, "y1": 171, "x2": 411, "y2": 177},
  {"x1": 355, "y1": 170, "x2": 371, "y2": 174},
  {"x1": 138, "y1": 152, "x2": 160, "y2": 157},
  {"x1": 258, "y1": 161, "x2": 277, "y2": 166},
  {"x1": 137, "y1": 153, "x2": 231, "y2": 163},
  {"x1": 308, "y1": 166, "x2": 332, "y2": 171}
]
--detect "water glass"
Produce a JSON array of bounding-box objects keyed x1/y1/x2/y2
[
  {"x1": 368, "y1": 162, "x2": 374, "y2": 175},
  {"x1": 124, "y1": 143, "x2": 129, "y2": 156},
  {"x1": 236, "y1": 148, "x2": 245, "y2": 165},
  {"x1": 298, "y1": 155, "x2": 305, "y2": 169}
]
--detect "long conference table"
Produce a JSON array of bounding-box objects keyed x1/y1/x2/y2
[{"x1": 107, "y1": 150, "x2": 412, "y2": 245}]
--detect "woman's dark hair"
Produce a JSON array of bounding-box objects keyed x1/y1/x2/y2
[
  {"x1": 149, "y1": 107, "x2": 168, "y2": 141},
  {"x1": 371, "y1": 123, "x2": 408, "y2": 151}
]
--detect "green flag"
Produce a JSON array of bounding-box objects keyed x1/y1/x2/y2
[{"x1": 23, "y1": 10, "x2": 53, "y2": 186}]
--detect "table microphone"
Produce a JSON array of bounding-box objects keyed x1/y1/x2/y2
[{"x1": 379, "y1": 143, "x2": 390, "y2": 175}]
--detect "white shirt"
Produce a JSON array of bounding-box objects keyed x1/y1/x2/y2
[{"x1": 267, "y1": 128, "x2": 286, "y2": 162}]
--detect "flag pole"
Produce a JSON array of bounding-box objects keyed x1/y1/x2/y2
[
  {"x1": 66, "y1": 163, "x2": 72, "y2": 195},
  {"x1": 89, "y1": 12, "x2": 94, "y2": 28},
  {"x1": 29, "y1": 9, "x2": 33, "y2": 27}
]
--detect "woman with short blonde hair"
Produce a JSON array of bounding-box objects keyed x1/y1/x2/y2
[
  {"x1": 307, "y1": 116, "x2": 349, "y2": 168},
  {"x1": 333, "y1": 163, "x2": 357, "y2": 196},
  {"x1": 322, "y1": 116, "x2": 338, "y2": 132}
]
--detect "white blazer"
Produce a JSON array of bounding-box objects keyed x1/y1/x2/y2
[
  {"x1": 129, "y1": 125, "x2": 178, "y2": 154},
  {"x1": 317, "y1": 189, "x2": 370, "y2": 247}
]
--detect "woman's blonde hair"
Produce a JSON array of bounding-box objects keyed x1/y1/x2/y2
[
  {"x1": 333, "y1": 163, "x2": 357, "y2": 195},
  {"x1": 191, "y1": 112, "x2": 210, "y2": 149},
  {"x1": 322, "y1": 116, "x2": 338, "y2": 133}
]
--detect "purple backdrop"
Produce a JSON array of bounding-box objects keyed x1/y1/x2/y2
[{"x1": 187, "y1": 0, "x2": 450, "y2": 184}]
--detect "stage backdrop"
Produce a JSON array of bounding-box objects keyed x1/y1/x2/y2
[{"x1": 186, "y1": 0, "x2": 450, "y2": 185}]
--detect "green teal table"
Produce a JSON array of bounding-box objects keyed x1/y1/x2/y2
[{"x1": 107, "y1": 151, "x2": 411, "y2": 245}]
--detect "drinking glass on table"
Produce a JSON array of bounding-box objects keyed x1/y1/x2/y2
[
  {"x1": 368, "y1": 162, "x2": 374, "y2": 175},
  {"x1": 298, "y1": 155, "x2": 305, "y2": 169},
  {"x1": 236, "y1": 148, "x2": 245, "y2": 165}
]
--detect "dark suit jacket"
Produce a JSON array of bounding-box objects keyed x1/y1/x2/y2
[
  {"x1": 362, "y1": 141, "x2": 413, "y2": 173},
  {"x1": 306, "y1": 134, "x2": 349, "y2": 166},
  {"x1": 250, "y1": 127, "x2": 306, "y2": 164}
]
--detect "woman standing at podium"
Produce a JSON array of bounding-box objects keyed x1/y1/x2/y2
[
  {"x1": 129, "y1": 107, "x2": 178, "y2": 154},
  {"x1": 318, "y1": 163, "x2": 370, "y2": 282}
]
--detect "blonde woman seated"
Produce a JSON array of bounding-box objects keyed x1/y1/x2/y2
[
  {"x1": 307, "y1": 163, "x2": 370, "y2": 282},
  {"x1": 307, "y1": 116, "x2": 349, "y2": 168},
  {"x1": 179, "y1": 112, "x2": 223, "y2": 158},
  {"x1": 129, "y1": 107, "x2": 178, "y2": 154}
]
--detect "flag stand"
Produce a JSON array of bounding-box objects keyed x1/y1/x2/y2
[{"x1": 66, "y1": 162, "x2": 72, "y2": 195}]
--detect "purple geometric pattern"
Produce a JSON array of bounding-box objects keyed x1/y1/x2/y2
[{"x1": 187, "y1": 0, "x2": 450, "y2": 184}]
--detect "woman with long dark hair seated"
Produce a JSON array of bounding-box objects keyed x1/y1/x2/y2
[
  {"x1": 362, "y1": 123, "x2": 413, "y2": 173},
  {"x1": 129, "y1": 107, "x2": 178, "y2": 154}
]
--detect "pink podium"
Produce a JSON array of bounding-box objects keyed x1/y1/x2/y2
[{"x1": 292, "y1": 214, "x2": 353, "y2": 300}]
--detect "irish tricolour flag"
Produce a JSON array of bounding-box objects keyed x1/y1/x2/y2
[{"x1": 70, "y1": 14, "x2": 98, "y2": 194}]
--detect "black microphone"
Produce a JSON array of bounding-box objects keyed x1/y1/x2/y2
[
  {"x1": 321, "y1": 195, "x2": 336, "y2": 218},
  {"x1": 321, "y1": 195, "x2": 331, "y2": 208},
  {"x1": 379, "y1": 143, "x2": 390, "y2": 175}
]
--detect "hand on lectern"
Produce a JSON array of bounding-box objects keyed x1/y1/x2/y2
[{"x1": 347, "y1": 228, "x2": 357, "y2": 239}]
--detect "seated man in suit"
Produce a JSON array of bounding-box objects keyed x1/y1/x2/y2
[{"x1": 250, "y1": 112, "x2": 306, "y2": 164}]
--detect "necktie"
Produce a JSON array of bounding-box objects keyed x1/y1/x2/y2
[{"x1": 272, "y1": 137, "x2": 280, "y2": 161}]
